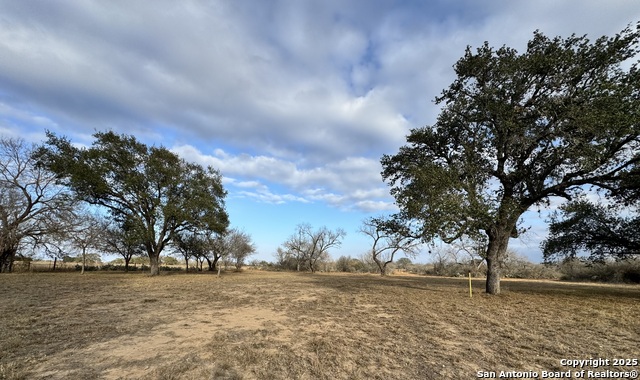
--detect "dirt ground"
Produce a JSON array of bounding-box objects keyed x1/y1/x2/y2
[{"x1": 0, "y1": 270, "x2": 638, "y2": 379}]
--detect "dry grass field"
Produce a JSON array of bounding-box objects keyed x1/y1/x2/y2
[{"x1": 0, "y1": 270, "x2": 638, "y2": 380}]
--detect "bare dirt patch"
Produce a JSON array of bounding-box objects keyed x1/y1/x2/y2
[{"x1": 1, "y1": 270, "x2": 638, "y2": 379}]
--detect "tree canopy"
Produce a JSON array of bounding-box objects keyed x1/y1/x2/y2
[
  {"x1": 37, "y1": 130, "x2": 229, "y2": 275},
  {"x1": 381, "y1": 24, "x2": 640, "y2": 294},
  {"x1": 102, "y1": 217, "x2": 146, "y2": 272},
  {"x1": 542, "y1": 199, "x2": 640, "y2": 262}
]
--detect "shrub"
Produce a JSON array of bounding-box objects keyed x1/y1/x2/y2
[{"x1": 558, "y1": 257, "x2": 640, "y2": 283}]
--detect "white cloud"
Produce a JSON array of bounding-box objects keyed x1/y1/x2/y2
[
  {"x1": 3, "y1": 1, "x2": 637, "y2": 162},
  {"x1": 0, "y1": 1, "x2": 423, "y2": 165},
  {"x1": 222, "y1": 177, "x2": 310, "y2": 205},
  {"x1": 172, "y1": 144, "x2": 393, "y2": 211},
  {"x1": 0, "y1": 102, "x2": 59, "y2": 142},
  {"x1": 236, "y1": 189, "x2": 309, "y2": 205}
]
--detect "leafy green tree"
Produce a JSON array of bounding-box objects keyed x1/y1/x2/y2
[
  {"x1": 172, "y1": 231, "x2": 203, "y2": 272},
  {"x1": 102, "y1": 217, "x2": 146, "y2": 272},
  {"x1": 37, "y1": 131, "x2": 229, "y2": 275},
  {"x1": 335, "y1": 255, "x2": 352, "y2": 272},
  {"x1": 395, "y1": 257, "x2": 413, "y2": 270},
  {"x1": 542, "y1": 199, "x2": 640, "y2": 262},
  {"x1": 161, "y1": 256, "x2": 180, "y2": 266},
  {"x1": 381, "y1": 25, "x2": 640, "y2": 294}
]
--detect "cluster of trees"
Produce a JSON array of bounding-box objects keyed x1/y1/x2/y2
[
  {"x1": 1, "y1": 130, "x2": 251, "y2": 275},
  {"x1": 4, "y1": 25, "x2": 640, "y2": 293},
  {"x1": 276, "y1": 224, "x2": 346, "y2": 273},
  {"x1": 274, "y1": 221, "x2": 421, "y2": 276},
  {"x1": 332, "y1": 255, "x2": 412, "y2": 274},
  {"x1": 173, "y1": 228, "x2": 255, "y2": 274},
  {"x1": 543, "y1": 199, "x2": 640, "y2": 262},
  {"x1": 378, "y1": 23, "x2": 640, "y2": 294},
  {"x1": 539, "y1": 197, "x2": 640, "y2": 283},
  {"x1": 276, "y1": 246, "x2": 638, "y2": 283},
  {"x1": 554, "y1": 256, "x2": 640, "y2": 283}
]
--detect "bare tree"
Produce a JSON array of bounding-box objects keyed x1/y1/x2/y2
[
  {"x1": 192, "y1": 228, "x2": 256, "y2": 275},
  {"x1": 359, "y1": 217, "x2": 421, "y2": 276},
  {"x1": 68, "y1": 210, "x2": 104, "y2": 274},
  {"x1": 428, "y1": 246, "x2": 452, "y2": 276},
  {"x1": 358, "y1": 252, "x2": 379, "y2": 273},
  {"x1": 227, "y1": 229, "x2": 255, "y2": 270},
  {"x1": 282, "y1": 224, "x2": 345, "y2": 273},
  {"x1": 282, "y1": 225, "x2": 308, "y2": 271},
  {"x1": 0, "y1": 137, "x2": 76, "y2": 273},
  {"x1": 311, "y1": 250, "x2": 332, "y2": 273},
  {"x1": 451, "y1": 236, "x2": 486, "y2": 274},
  {"x1": 428, "y1": 238, "x2": 487, "y2": 277}
]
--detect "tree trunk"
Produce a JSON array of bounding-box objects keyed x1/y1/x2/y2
[
  {"x1": 124, "y1": 256, "x2": 131, "y2": 272},
  {"x1": 0, "y1": 247, "x2": 17, "y2": 273},
  {"x1": 81, "y1": 248, "x2": 86, "y2": 275},
  {"x1": 52, "y1": 257, "x2": 57, "y2": 271},
  {"x1": 485, "y1": 224, "x2": 513, "y2": 295},
  {"x1": 185, "y1": 257, "x2": 189, "y2": 273},
  {"x1": 212, "y1": 256, "x2": 220, "y2": 272},
  {"x1": 373, "y1": 256, "x2": 387, "y2": 276},
  {"x1": 149, "y1": 254, "x2": 160, "y2": 276},
  {"x1": 485, "y1": 252, "x2": 501, "y2": 294}
]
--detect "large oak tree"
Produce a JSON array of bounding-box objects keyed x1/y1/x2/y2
[
  {"x1": 381, "y1": 24, "x2": 640, "y2": 294},
  {"x1": 38, "y1": 131, "x2": 229, "y2": 275}
]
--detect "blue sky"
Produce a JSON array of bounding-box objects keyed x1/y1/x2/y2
[{"x1": 1, "y1": 1, "x2": 639, "y2": 263}]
